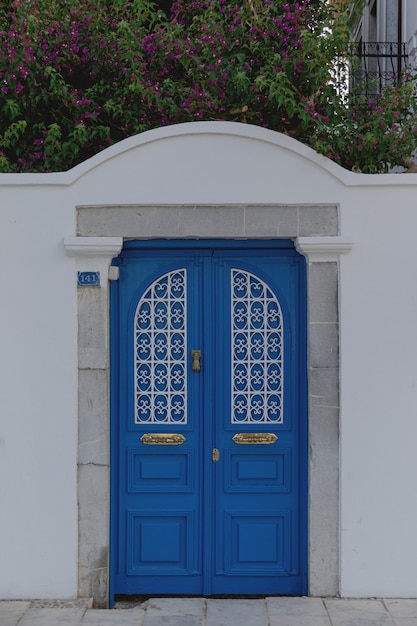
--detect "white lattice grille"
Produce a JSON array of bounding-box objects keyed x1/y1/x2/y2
[
  {"x1": 134, "y1": 269, "x2": 187, "y2": 423},
  {"x1": 231, "y1": 269, "x2": 283, "y2": 423}
]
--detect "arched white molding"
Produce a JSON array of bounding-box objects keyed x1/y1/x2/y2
[
  {"x1": 1, "y1": 122, "x2": 416, "y2": 188},
  {"x1": 295, "y1": 236, "x2": 354, "y2": 263}
]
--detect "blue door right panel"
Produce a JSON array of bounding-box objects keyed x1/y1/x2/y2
[{"x1": 111, "y1": 242, "x2": 307, "y2": 597}]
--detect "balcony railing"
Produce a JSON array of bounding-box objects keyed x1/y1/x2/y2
[{"x1": 349, "y1": 42, "x2": 408, "y2": 96}]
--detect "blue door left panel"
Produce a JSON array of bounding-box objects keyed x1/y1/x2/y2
[{"x1": 111, "y1": 251, "x2": 205, "y2": 594}]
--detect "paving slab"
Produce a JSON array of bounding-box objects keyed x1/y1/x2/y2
[
  {"x1": 142, "y1": 598, "x2": 206, "y2": 616},
  {"x1": 142, "y1": 598, "x2": 205, "y2": 626},
  {"x1": 325, "y1": 599, "x2": 394, "y2": 626},
  {"x1": 269, "y1": 616, "x2": 331, "y2": 626},
  {"x1": 266, "y1": 597, "x2": 330, "y2": 626},
  {"x1": 206, "y1": 598, "x2": 267, "y2": 626},
  {"x1": 385, "y1": 600, "x2": 417, "y2": 618},
  {"x1": 82, "y1": 607, "x2": 146, "y2": 625},
  {"x1": 143, "y1": 616, "x2": 203, "y2": 626},
  {"x1": 29, "y1": 599, "x2": 93, "y2": 609},
  {"x1": 0, "y1": 601, "x2": 30, "y2": 626},
  {"x1": 267, "y1": 597, "x2": 328, "y2": 616},
  {"x1": 18, "y1": 607, "x2": 86, "y2": 626}
]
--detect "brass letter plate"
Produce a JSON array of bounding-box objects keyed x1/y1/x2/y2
[
  {"x1": 232, "y1": 433, "x2": 278, "y2": 445},
  {"x1": 140, "y1": 433, "x2": 186, "y2": 445}
]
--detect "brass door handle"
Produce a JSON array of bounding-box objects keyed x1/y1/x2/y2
[
  {"x1": 140, "y1": 433, "x2": 186, "y2": 445},
  {"x1": 232, "y1": 433, "x2": 278, "y2": 444},
  {"x1": 191, "y1": 350, "x2": 201, "y2": 372}
]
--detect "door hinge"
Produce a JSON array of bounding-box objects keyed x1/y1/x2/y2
[{"x1": 212, "y1": 448, "x2": 220, "y2": 462}]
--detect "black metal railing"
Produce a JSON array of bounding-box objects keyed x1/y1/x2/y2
[{"x1": 349, "y1": 42, "x2": 408, "y2": 96}]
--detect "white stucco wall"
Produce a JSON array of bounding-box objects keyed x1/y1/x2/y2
[
  {"x1": 339, "y1": 190, "x2": 417, "y2": 596},
  {"x1": 1, "y1": 122, "x2": 417, "y2": 599},
  {"x1": 0, "y1": 187, "x2": 78, "y2": 598}
]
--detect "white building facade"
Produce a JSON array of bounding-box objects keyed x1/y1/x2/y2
[{"x1": 1, "y1": 123, "x2": 417, "y2": 606}]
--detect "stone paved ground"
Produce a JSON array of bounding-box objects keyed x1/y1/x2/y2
[{"x1": 1, "y1": 597, "x2": 417, "y2": 626}]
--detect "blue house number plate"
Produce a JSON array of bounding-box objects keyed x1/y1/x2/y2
[{"x1": 77, "y1": 271, "x2": 100, "y2": 287}]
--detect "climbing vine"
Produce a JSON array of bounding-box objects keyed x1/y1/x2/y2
[{"x1": 0, "y1": 0, "x2": 416, "y2": 172}]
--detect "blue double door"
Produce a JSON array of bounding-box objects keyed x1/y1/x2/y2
[{"x1": 111, "y1": 241, "x2": 307, "y2": 597}]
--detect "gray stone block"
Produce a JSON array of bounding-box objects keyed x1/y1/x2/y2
[
  {"x1": 78, "y1": 464, "x2": 109, "y2": 605},
  {"x1": 78, "y1": 288, "x2": 109, "y2": 369},
  {"x1": 309, "y1": 509, "x2": 340, "y2": 597},
  {"x1": 136, "y1": 206, "x2": 183, "y2": 238},
  {"x1": 308, "y1": 262, "x2": 338, "y2": 323},
  {"x1": 309, "y1": 405, "x2": 339, "y2": 456},
  {"x1": 78, "y1": 369, "x2": 109, "y2": 466},
  {"x1": 310, "y1": 367, "x2": 340, "y2": 409},
  {"x1": 308, "y1": 404, "x2": 339, "y2": 598},
  {"x1": 309, "y1": 322, "x2": 339, "y2": 368},
  {"x1": 78, "y1": 206, "x2": 151, "y2": 237},
  {"x1": 299, "y1": 205, "x2": 338, "y2": 236},
  {"x1": 178, "y1": 205, "x2": 244, "y2": 238},
  {"x1": 244, "y1": 205, "x2": 298, "y2": 237}
]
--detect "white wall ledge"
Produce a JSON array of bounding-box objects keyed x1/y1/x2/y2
[
  {"x1": 295, "y1": 236, "x2": 354, "y2": 263},
  {"x1": 64, "y1": 236, "x2": 123, "y2": 258}
]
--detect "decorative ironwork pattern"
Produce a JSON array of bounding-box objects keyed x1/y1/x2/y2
[
  {"x1": 231, "y1": 269, "x2": 283, "y2": 423},
  {"x1": 135, "y1": 270, "x2": 187, "y2": 423},
  {"x1": 349, "y1": 42, "x2": 408, "y2": 97}
]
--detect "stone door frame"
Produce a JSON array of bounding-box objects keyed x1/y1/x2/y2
[{"x1": 64, "y1": 203, "x2": 353, "y2": 607}]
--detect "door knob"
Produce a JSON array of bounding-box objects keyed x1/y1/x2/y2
[{"x1": 191, "y1": 350, "x2": 201, "y2": 372}]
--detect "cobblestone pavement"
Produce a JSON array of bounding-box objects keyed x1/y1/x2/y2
[{"x1": 2, "y1": 597, "x2": 417, "y2": 626}]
